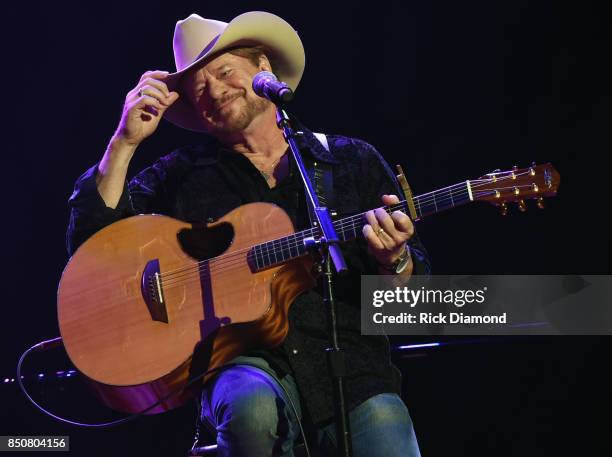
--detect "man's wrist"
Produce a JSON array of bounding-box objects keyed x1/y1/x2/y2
[{"x1": 379, "y1": 244, "x2": 412, "y2": 274}]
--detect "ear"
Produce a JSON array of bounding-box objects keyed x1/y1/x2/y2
[{"x1": 257, "y1": 54, "x2": 273, "y2": 72}]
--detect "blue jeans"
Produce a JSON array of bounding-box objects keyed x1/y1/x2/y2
[{"x1": 200, "y1": 356, "x2": 421, "y2": 457}]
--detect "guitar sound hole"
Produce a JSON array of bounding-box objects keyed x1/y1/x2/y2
[{"x1": 177, "y1": 221, "x2": 234, "y2": 261}]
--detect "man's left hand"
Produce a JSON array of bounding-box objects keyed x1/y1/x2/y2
[{"x1": 362, "y1": 194, "x2": 414, "y2": 270}]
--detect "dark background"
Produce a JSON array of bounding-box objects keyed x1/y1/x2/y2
[{"x1": 2, "y1": 1, "x2": 610, "y2": 456}]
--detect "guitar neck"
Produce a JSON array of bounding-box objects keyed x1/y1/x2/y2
[{"x1": 249, "y1": 180, "x2": 473, "y2": 271}]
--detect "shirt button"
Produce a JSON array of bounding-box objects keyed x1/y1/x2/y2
[{"x1": 292, "y1": 349, "x2": 298, "y2": 355}]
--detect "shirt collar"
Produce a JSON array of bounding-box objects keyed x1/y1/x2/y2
[{"x1": 191, "y1": 124, "x2": 339, "y2": 167}]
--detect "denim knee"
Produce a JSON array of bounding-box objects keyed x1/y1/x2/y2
[
  {"x1": 354, "y1": 393, "x2": 412, "y2": 428},
  {"x1": 201, "y1": 364, "x2": 300, "y2": 456},
  {"x1": 318, "y1": 393, "x2": 420, "y2": 457},
  {"x1": 222, "y1": 371, "x2": 283, "y2": 436}
]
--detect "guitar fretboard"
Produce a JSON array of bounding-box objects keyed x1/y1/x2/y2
[{"x1": 249, "y1": 180, "x2": 472, "y2": 270}]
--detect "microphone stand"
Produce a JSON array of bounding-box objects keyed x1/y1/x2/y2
[{"x1": 275, "y1": 107, "x2": 353, "y2": 457}]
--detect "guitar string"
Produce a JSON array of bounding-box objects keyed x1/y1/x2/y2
[
  {"x1": 159, "y1": 170, "x2": 533, "y2": 280},
  {"x1": 158, "y1": 173, "x2": 538, "y2": 283},
  {"x1": 159, "y1": 190, "x2": 467, "y2": 284},
  {"x1": 159, "y1": 190, "x2": 530, "y2": 288},
  {"x1": 159, "y1": 184, "x2": 537, "y2": 287},
  {"x1": 158, "y1": 182, "x2": 478, "y2": 280},
  {"x1": 158, "y1": 187, "x2": 519, "y2": 288},
  {"x1": 159, "y1": 175, "x2": 535, "y2": 282}
]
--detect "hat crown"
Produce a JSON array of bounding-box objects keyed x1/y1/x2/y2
[{"x1": 173, "y1": 14, "x2": 228, "y2": 71}]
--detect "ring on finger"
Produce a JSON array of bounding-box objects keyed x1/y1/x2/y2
[{"x1": 376, "y1": 227, "x2": 385, "y2": 236}]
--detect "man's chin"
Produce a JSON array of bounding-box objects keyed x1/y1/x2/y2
[
  {"x1": 200, "y1": 98, "x2": 269, "y2": 135},
  {"x1": 204, "y1": 115, "x2": 251, "y2": 135}
]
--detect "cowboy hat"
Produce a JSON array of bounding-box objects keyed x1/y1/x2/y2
[{"x1": 162, "y1": 11, "x2": 305, "y2": 132}]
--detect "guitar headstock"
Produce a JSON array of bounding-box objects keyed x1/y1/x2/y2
[{"x1": 470, "y1": 163, "x2": 560, "y2": 214}]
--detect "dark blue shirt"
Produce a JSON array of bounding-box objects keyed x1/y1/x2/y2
[{"x1": 66, "y1": 127, "x2": 430, "y2": 425}]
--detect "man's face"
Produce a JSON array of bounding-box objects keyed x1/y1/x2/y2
[{"x1": 180, "y1": 52, "x2": 271, "y2": 135}]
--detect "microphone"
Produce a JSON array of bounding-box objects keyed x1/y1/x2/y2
[{"x1": 252, "y1": 71, "x2": 294, "y2": 104}]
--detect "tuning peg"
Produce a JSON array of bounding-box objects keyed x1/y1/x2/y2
[
  {"x1": 536, "y1": 197, "x2": 545, "y2": 209},
  {"x1": 517, "y1": 200, "x2": 527, "y2": 212},
  {"x1": 487, "y1": 169, "x2": 501, "y2": 181},
  {"x1": 498, "y1": 202, "x2": 508, "y2": 216}
]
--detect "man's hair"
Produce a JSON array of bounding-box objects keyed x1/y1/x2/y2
[{"x1": 227, "y1": 45, "x2": 275, "y2": 72}]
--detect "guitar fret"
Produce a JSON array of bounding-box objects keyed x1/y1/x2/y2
[
  {"x1": 289, "y1": 234, "x2": 296, "y2": 258},
  {"x1": 273, "y1": 239, "x2": 279, "y2": 264},
  {"x1": 277, "y1": 239, "x2": 284, "y2": 263},
  {"x1": 281, "y1": 238, "x2": 287, "y2": 262},
  {"x1": 254, "y1": 244, "x2": 260, "y2": 269},
  {"x1": 266, "y1": 242, "x2": 272, "y2": 266},
  {"x1": 294, "y1": 235, "x2": 298, "y2": 257}
]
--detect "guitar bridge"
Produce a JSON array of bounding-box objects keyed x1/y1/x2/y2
[{"x1": 141, "y1": 259, "x2": 169, "y2": 323}]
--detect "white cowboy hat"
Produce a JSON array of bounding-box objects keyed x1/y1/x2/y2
[{"x1": 163, "y1": 11, "x2": 305, "y2": 132}]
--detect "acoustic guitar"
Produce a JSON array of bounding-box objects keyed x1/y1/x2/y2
[{"x1": 57, "y1": 163, "x2": 560, "y2": 414}]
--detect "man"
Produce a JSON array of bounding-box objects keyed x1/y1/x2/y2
[{"x1": 67, "y1": 11, "x2": 430, "y2": 457}]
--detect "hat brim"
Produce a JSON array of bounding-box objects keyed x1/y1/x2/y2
[{"x1": 163, "y1": 11, "x2": 305, "y2": 132}]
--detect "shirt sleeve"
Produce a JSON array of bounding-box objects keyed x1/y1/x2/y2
[
  {"x1": 357, "y1": 140, "x2": 432, "y2": 276},
  {"x1": 66, "y1": 156, "x2": 174, "y2": 257}
]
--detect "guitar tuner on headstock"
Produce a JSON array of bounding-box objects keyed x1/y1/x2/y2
[{"x1": 472, "y1": 162, "x2": 560, "y2": 211}]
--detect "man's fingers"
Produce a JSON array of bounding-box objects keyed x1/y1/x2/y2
[
  {"x1": 391, "y1": 211, "x2": 414, "y2": 238},
  {"x1": 364, "y1": 209, "x2": 380, "y2": 232},
  {"x1": 132, "y1": 73, "x2": 180, "y2": 109},
  {"x1": 375, "y1": 207, "x2": 406, "y2": 245},
  {"x1": 380, "y1": 194, "x2": 414, "y2": 240},
  {"x1": 133, "y1": 89, "x2": 179, "y2": 116},
  {"x1": 139, "y1": 70, "x2": 170, "y2": 83},
  {"x1": 365, "y1": 209, "x2": 395, "y2": 250},
  {"x1": 362, "y1": 224, "x2": 385, "y2": 251},
  {"x1": 135, "y1": 94, "x2": 164, "y2": 111},
  {"x1": 137, "y1": 86, "x2": 169, "y2": 105},
  {"x1": 381, "y1": 194, "x2": 400, "y2": 205},
  {"x1": 142, "y1": 77, "x2": 172, "y2": 98}
]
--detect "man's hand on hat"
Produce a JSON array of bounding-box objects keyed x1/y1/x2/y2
[
  {"x1": 115, "y1": 70, "x2": 180, "y2": 147},
  {"x1": 362, "y1": 194, "x2": 414, "y2": 275}
]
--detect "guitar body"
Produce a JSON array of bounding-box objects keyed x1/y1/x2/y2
[{"x1": 57, "y1": 202, "x2": 315, "y2": 414}]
